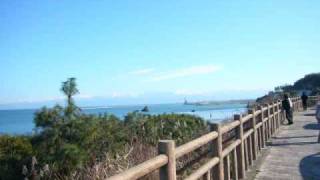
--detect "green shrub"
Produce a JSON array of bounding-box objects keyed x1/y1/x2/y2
[
  {"x1": 0, "y1": 135, "x2": 33, "y2": 180},
  {"x1": 125, "y1": 113, "x2": 208, "y2": 145}
]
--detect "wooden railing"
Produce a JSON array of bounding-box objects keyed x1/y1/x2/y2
[{"x1": 108, "y1": 96, "x2": 319, "y2": 180}]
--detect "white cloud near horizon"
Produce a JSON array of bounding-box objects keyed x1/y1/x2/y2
[{"x1": 149, "y1": 65, "x2": 222, "y2": 81}]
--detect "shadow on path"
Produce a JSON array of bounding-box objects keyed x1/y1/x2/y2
[
  {"x1": 303, "y1": 123, "x2": 320, "y2": 130},
  {"x1": 300, "y1": 152, "x2": 320, "y2": 179},
  {"x1": 268, "y1": 141, "x2": 319, "y2": 146},
  {"x1": 273, "y1": 135, "x2": 318, "y2": 139},
  {"x1": 304, "y1": 113, "x2": 316, "y2": 116}
]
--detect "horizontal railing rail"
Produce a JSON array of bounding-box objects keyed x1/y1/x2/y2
[{"x1": 108, "y1": 96, "x2": 319, "y2": 180}]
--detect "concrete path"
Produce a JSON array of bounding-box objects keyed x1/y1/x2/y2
[{"x1": 255, "y1": 108, "x2": 320, "y2": 180}]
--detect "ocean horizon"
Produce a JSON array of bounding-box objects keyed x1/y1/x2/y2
[{"x1": 0, "y1": 102, "x2": 247, "y2": 135}]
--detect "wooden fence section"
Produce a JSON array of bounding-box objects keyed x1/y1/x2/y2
[{"x1": 108, "y1": 96, "x2": 319, "y2": 180}]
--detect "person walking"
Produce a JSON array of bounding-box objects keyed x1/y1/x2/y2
[
  {"x1": 282, "y1": 94, "x2": 293, "y2": 125},
  {"x1": 301, "y1": 92, "x2": 308, "y2": 110}
]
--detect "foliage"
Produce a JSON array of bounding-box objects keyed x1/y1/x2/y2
[
  {"x1": 293, "y1": 73, "x2": 320, "y2": 92},
  {"x1": 274, "y1": 84, "x2": 297, "y2": 96},
  {"x1": 0, "y1": 135, "x2": 33, "y2": 180},
  {"x1": 60, "y1": 77, "x2": 80, "y2": 118},
  {"x1": 125, "y1": 112, "x2": 207, "y2": 145},
  {"x1": 79, "y1": 114, "x2": 128, "y2": 158},
  {"x1": 311, "y1": 87, "x2": 320, "y2": 95},
  {"x1": 1, "y1": 78, "x2": 208, "y2": 178},
  {"x1": 257, "y1": 72, "x2": 320, "y2": 103}
]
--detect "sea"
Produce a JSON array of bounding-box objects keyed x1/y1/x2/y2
[{"x1": 0, "y1": 103, "x2": 247, "y2": 135}]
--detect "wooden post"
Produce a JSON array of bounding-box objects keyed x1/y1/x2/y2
[
  {"x1": 299, "y1": 97, "x2": 302, "y2": 111},
  {"x1": 232, "y1": 149, "x2": 238, "y2": 180},
  {"x1": 270, "y1": 104, "x2": 273, "y2": 136},
  {"x1": 211, "y1": 123, "x2": 224, "y2": 180},
  {"x1": 257, "y1": 107, "x2": 262, "y2": 152},
  {"x1": 234, "y1": 114, "x2": 245, "y2": 179},
  {"x1": 272, "y1": 102, "x2": 276, "y2": 134},
  {"x1": 277, "y1": 101, "x2": 281, "y2": 130},
  {"x1": 298, "y1": 98, "x2": 301, "y2": 110},
  {"x1": 267, "y1": 104, "x2": 271, "y2": 140},
  {"x1": 269, "y1": 103, "x2": 274, "y2": 134},
  {"x1": 276, "y1": 101, "x2": 279, "y2": 129},
  {"x1": 291, "y1": 98, "x2": 295, "y2": 112},
  {"x1": 244, "y1": 138, "x2": 252, "y2": 168},
  {"x1": 276, "y1": 102, "x2": 278, "y2": 129},
  {"x1": 158, "y1": 140, "x2": 176, "y2": 180},
  {"x1": 248, "y1": 135, "x2": 253, "y2": 166},
  {"x1": 257, "y1": 106, "x2": 266, "y2": 148},
  {"x1": 257, "y1": 127, "x2": 261, "y2": 152},
  {"x1": 204, "y1": 171, "x2": 211, "y2": 180},
  {"x1": 264, "y1": 104, "x2": 268, "y2": 141},
  {"x1": 273, "y1": 103, "x2": 276, "y2": 131},
  {"x1": 224, "y1": 155, "x2": 231, "y2": 180},
  {"x1": 248, "y1": 109, "x2": 257, "y2": 160},
  {"x1": 278, "y1": 100, "x2": 282, "y2": 128},
  {"x1": 281, "y1": 100, "x2": 285, "y2": 124}
]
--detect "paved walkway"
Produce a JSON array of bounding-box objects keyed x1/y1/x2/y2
[{"x1": 255, "y1": 108, "x2": 320, "y2": 180}]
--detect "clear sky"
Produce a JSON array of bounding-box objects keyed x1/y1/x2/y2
[{"x1": 1, "y1": 0, "x2": 320, "y2": 108}]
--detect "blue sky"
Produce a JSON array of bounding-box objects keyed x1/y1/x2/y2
[{"x1": 1, "y1": 0, "x2": 320, "y2": 108}]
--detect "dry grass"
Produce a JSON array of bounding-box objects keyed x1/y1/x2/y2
[
  {"x1": 59, "y1": 140, "x2": 158, "y2": 180},
  {"x1": 49, "y1": 133, "x2": 215, "y2": 180}
]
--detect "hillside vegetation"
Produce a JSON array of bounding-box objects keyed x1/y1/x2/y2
[
  {"x1": 256, "y1": 72, "x2": 320, "y2": 103},
  {"x1": 0, "y1": 78, "x2": 207, "y2": 180}
]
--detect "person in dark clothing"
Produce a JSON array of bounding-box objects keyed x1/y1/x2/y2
[
  {"x1": 282, "y1": 94, "x2": 293, "y2": 125},
  {"x1": 301, "y1": 92, "x2": 308, "y2": 110}
]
